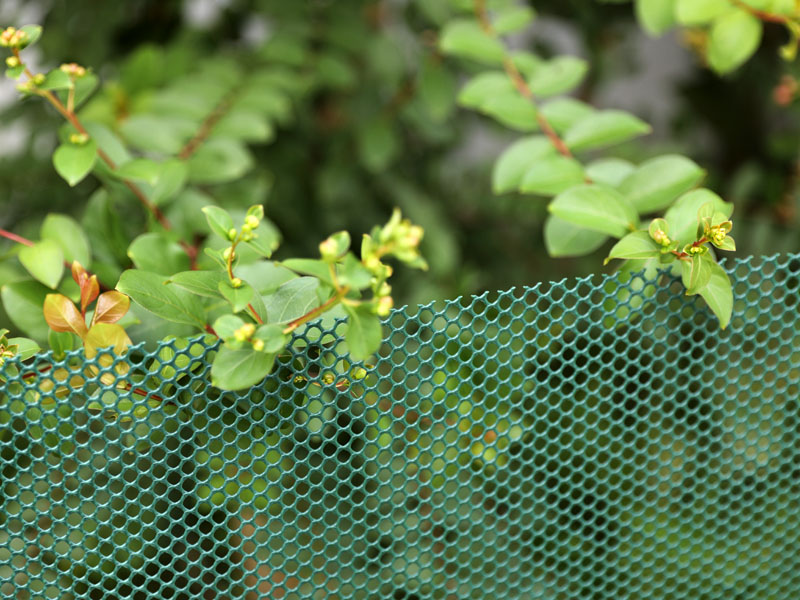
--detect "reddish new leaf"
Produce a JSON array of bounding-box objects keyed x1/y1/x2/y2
[
  {"x1": 92, "y1": 291, "x2": 130, "y2": 326},
  {"x1": 43, "y1": 293, "x2": 88, "y2": 338},
  {"x1": 81, "y1": 275, "x2": 100, "y2": 314}
]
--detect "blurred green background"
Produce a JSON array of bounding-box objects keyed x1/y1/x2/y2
[{"x1": 1, "y1": 0, "x2": 799, "y2": 316}]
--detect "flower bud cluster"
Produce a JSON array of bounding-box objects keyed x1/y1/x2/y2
[
  {"x1": 0, "y1": 27, "x2": 27, "y2": 48},
  {"x1": 60, "y1": 62, "x2": 86, "y2": 78}
]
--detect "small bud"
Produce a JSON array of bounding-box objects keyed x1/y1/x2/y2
[
  {"x1": 69, "y1": 133, "x2": 89, "y2": 145},
  {"x1": 32, "y1": 72, "x2": 44, "y2": 85},
  {"x1": 5, "y1": 55, "x2": 19, "y2": 68},
  {"x1": 245, "y1": 215, "x2": 260, "y2": 230},
  {"x1": 15, "y1": 80, "x2": 33, "y2": 93},
  {"x1": 231, "y1": 277, "x2": 243, "y2": 288},
  {"x1": 0, "y1": 27, "x2": 15, "y2": 47},
  {"x1": 319, "y1": 237, "x2": 339, "y2": 261},
  {"x1": 352, "y1": 366, "x2": 367, "y2": 379},
  {"x1": 223, "y1": 247, "x2": 234, "y2": 261},
  {"x1": 241, "y1": 231, "x2": 254, "y2": 242},
  {"x1": 227, "y1": 228, "x2": 237, "y2": 241},
  {"x1": 252, "y1": 339, "x2": 265, "y2": 352},
  {"x1": 364, "y1": 254, "x2": 381, "y2": 271},
  {"x1": 376, "y1": 295, "x2": 393, "y2": 317},
  {"x1": 378, "y1": 282, "x2": 391, "y2": 297},
  {"x1": 60, "y1": 62, "x2": 86, "y2": 78},
  {"x1": 233, "y1": 323, "x2": 256, "y2": 342}
]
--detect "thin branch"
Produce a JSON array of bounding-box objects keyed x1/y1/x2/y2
[
  {"x1": 178, "y1": 90, "x2": 237, "y2": 160},
  {"x1": 732, "y1": 0, "x2": 792, "y2": 24},
  {"x1": 473, "y1": 0, "x2": 574, "y2": 159},
  {"x1": 0, "y1": 228, "x2": 34, "y2": 246},
  {"x1": 283, "y1": 289, "x2": 349, "y2": 335}
]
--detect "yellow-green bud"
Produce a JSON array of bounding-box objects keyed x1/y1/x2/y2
[
  {"x1": 376, "y1": 295, "x2": 393, "y2": 317},
  {"x1": 223, "y1": 247, "x2": 234, "y2": 260},
  {"x1": 245, "y1": 215, "x2": 260, "y2": 229},
  {"x1": 227, "y1": 228, "x2": 237, "y2": 241},
  {"x1": 69, "y1": 133, "x2": 89, "y2": 145},
  {"x1": 319, "y1": 237, "x2": 339, "y2": 260},
  {"x1": 651, "y1": 229, "x2": 669, "y2": 246},
  {"x1": 5, "y1": 56, "x2": 19, "y2": 68},
  {"x1": 15, "y1": 80, "x2": 33, "y2": 93},
  {"x1": 252, "y1": 339, "x2": 265, "y2": 352},
  {"x1": 231, "y1": 277, "x2": 243, "y2": 288},
  {"x1": 378, "y1": 282, "x2": 391, "y2": 297},
  {"x1": 241, "y1": 231, "x2": 254, "y2": 242},
  {"x1": 352, "y1": 366, "x2": 367, "y2": 379},
  {"x1": 60, "y1": 62, "x2": 86, "y2": 78},
  {"x1": 233, "y1": 323, "x2": 256, "y2": 342},
  {"x1": 364, "y1": 254, "x2": 381, "y2": 271},
  {"x1": 0, "y1": 27, "x2": 15, "y2": 47},
  {"x1": 32, "y1": 72, "x2": 44, "y2": 85}
]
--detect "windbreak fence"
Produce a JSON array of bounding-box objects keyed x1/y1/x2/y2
[{"x1": 2, "y1": 253, "x2": 800, "y2": 599}]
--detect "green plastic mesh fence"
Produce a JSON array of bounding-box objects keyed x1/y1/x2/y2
[{"x1": 2, "y1": 252, "x2": 800, "y2": 600}]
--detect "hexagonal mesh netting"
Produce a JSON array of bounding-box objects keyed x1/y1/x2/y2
[{"x1": 2, "y1": 253, "x2": 800, "y2": 599}]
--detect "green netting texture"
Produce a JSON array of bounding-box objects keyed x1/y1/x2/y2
[{"x1": 2, "y1": 253, "x2": 800, "y2": 599}]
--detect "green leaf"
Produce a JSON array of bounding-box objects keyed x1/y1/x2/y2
[
  {"x1": 528, "y1": 56, "x2": 588, "y2": 98},
  {"x1": 519, "y1": 156, "x2": 585, "y2": 196},
  {"x1": 357, "y1": 118, "x2": 399, "y2": 172},
  {"x1": 344, "y1": 305, "x2": 383, "y2": 362},
  {"x1": 418, "y1": 55, "x2": 457, "y2": 122},
  {"x1": 40, "y1": 213, "x2": 91, "y2": 267},
  {"x1": 242, "y1": 220, "x2": 281, "y2": 258},
  {"x1": 493, "y1": 5, "x2": 536, "y2": 33},
  {"x1": 707, "y1": 9, "x2": 762, "y2": 74},
  {"x1": 1, "y1": 281, "x2": 50, "y2": 340},
  {"x1": 18, "y1": 25, "x2": 42, "y2": 49},
  {"x1": 339, "y1": 254, "x2": 373, "y2": 290},
  {"x1": 544, "y1": 215, "x2": 609, "y2": 258},
  {"x1": 127, "y1": 232, "x2": 191, "y2": 275},
  {"x1": 169, "y1": 270, "x2": 226, "y2": 298},
  {"x1": 39, "y1": 68, "x2": 72, "y2": 91},
  {"x1": 548, "y1": 185, "x2": 638, "y2": 237},
  {"x1": 116, "y1": 270, "x2": 207, "y2": 329},
  {"x1": 619, "y1": 154, "x2": 705, "y2": 213},
  {"x1": 52, "y1": 139, "x2": 98, "y2": 186},
  {"x1": 48, "y1": 330, "x2": 75, "y2": 358},
  {"x1": 151, "y1": 159, "x2": 188, "y2": 205},
  {"x1": 675, "y1": 0, "x2": 730, "y2": 24},
  {"x1": 439, "y1": 20, "x2": 505, "y2": 65},
  {"x1": 9, "y1": 337, "x2": 41, "y2": 360},
  {"x1": 253, "y1": 324, "x2": 288, "y2": 353},
  {"x1": 115, "y1": 158, "x2": 162, "y2": 185},
  {"x1": 18, "y1": 240, "x2": 64, "y2": 289},
  {"x1": 212, "y1": 109, "x2": 274, "y2": 143},
  {"x1": 202, "y1": 206, "x2": 235, "y2": 241},
  {"x1": 664, "y1": 189, "x2": 733, "y2": 245},
  {"x1": 564, "y1": 110, "x2": 651, "y2": 152},
  {"x1": 539, "y1": 98, "x2": 594, "y2": 134},
  {"x1": 457, "y1": 72, "x2": 513, "y2": 109},
  {"x1": 187, "y1": 139, "x2": 254, "y2": 184},
  {"x1": 211, "y1": 345, "x2": 276, "y2": 390},
  {"x1": 697, "y1": 259, "x2": 733, "y2": 328},
  {"x1": 264, "y1": 277, "x2": 321, "y2": 325},
  {"x1": 715, "y1": 236, "x2": 736, "y2": 251},
  {"x1": 492, "y1": 136, "x2": 554, "y2": 194},
  {"x1": 120, "y1": 114, "x2": 189, "y2": 154},
  {"x1": 219, "y1": 280, "x2": 255, "y2": 313},
  {"x1": 237, "y1": 262, "x2": 297, "y2": 294},
  {"x1": 681, "y1": 253, "x2": 713, "y2": 295},
  {"x1": 605, "y1": 231, "x2": 662, "y2": 264},
  {"x1": 213, "y1": 314, "x2": 245, "y2": 340},
  {"x1": 479, "y1": 93, "x2": 538, "y2": 131},
  {"x1": 585, "y1": 158, "x2": 636, "y2": 187},
  {"x1": 635, "y1": 0, "x2": 677, "y2": 35},
  {"x1": 281, "y1": 259, "x2": 335, "y2": 286}
]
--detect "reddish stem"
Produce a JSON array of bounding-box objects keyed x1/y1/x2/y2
[{"x1": 0, "y1": 228, "x2": 34, "y2": 246}]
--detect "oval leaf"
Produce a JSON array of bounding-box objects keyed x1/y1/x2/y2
[
  {"x1": 344, "y1": 305, "x2": 383, "y2": 362},
  {"x1": 18, "y1": 240, "x2": 64, "y2": 289},
  {"x1": 43, "y1": 293, "x2": 88, "y2": 338},
  {"x1": 519, "y1": 156, "x2": 585, "y2": 196},
  {"x1": 619, "y1": 154, "x2": 706, "y2": 214},
  {"x1": 52, "y1": 139, "x2": 98, "y2": 186},
  {"x1": 492, "y1": 136, "x2": 554, "y2": 194},
  {"x1": 698, "y1": 259, "x2": 733, "y2": 328},
  {"x1": 605, "y1": 231, "x2": 661, "y2": 264},
  {"x1": 211, "y1": 345, "x2": 276, "y2": 390},
  {"x1": 707, "y1": 9, "x2": 762, "y2": 74},
  {"x1": 92, "y1": 291, "x2": 131, "y2": 325},
  {"x1": 564, "y1": 110, "x2": 651, "y2": 152},
  {"x1": 544, "y1": 215, "x2": 609, "y2": 258},
  {"x1": 548, "y1": 185, "x2": 639, "y2": 238}
]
